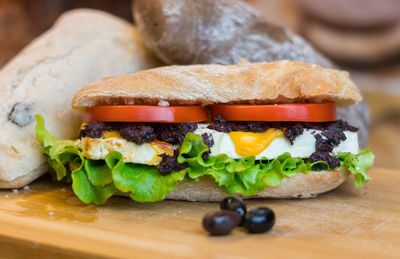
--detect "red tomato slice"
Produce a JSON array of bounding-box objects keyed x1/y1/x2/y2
[
  {"x1": 82, "y1": 105, "x2": 208, "y2": 123},
  {"x1": 210, "y1": 103, "x2": 336, "y2": 122}
]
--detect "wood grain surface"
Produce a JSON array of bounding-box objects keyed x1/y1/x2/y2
[{"x1": 0, "y1": 167, "x2": 399, "y2": 258}]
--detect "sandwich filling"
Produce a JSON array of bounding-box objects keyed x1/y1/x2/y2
[
  {"x1": 78, "y1": 117, "x2": 359, "y2": 171},
  {"x1": 35, "y1": 107, "x2": 374, "y2": 205}
]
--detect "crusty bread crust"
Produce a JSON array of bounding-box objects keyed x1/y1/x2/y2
[
  {"x1": 72, "y1": 60, "x2": 362, "y2": 109},
  {"x1": 116, "y1": 169, "x2": 349, "y2": 201}
]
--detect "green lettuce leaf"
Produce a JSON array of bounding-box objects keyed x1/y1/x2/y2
[
  {"x1": 35, "y1": 114, "x2": 78, "y2": 181},
  {"x1": 338, "y1": 148, "x2": 374, "y2": 187},
  {"x1": 177, "y1": 133, "x2": 311, "y2": 195},
  {"x1": 70, "y1": 156, "x2": 116, "y2": 205},
  {"x1": 35, "y1": 115, "x2": 374, "y2": 204},
  {"x1": 178, "y1": 133, "x2": 374, "y2": 194},
  {"x1": 84, "y1": 159, "x2": 113, "y2": 187},
  {"x1": 105, "y1": 151, "x2": 185, "y2": 202},
  {"x1": 35, "y1": 114, "x2": 186, "y2": 204}
]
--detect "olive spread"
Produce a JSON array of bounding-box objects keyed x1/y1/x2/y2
[{"x1": 78, "y1": 122, "x2": 198, "y2": 145}]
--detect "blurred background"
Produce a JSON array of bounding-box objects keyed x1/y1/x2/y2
[{"x1": 1, "y1": 0, "x2": 399, "y2": 169}]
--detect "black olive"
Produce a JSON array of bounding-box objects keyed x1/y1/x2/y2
[
  {"x1": 244, "y1": 207, "x2": 275, "y2": 234},
  {"x1": 202, "y1": 210, "x2": 241, "y2": 236},
  {"x1": 220, "y1": 196, "x2": 247, "y2": 225}
]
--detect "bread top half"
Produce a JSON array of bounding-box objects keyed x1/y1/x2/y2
[{"x1": 72, "y1": 60, "x2": 362, "y2": 109}]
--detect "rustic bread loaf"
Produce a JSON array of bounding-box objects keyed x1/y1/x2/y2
[{"x1": 0, "y1": 9, "x2": 161, "y2": 188}]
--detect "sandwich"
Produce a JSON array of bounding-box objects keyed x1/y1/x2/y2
[{"x1": 35, "y1": 60, "x2": 374, "y2": 204}]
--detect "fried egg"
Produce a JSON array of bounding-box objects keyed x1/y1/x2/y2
[{"x1": 195, "y1": 127, "x2": 358, "y2": 160}]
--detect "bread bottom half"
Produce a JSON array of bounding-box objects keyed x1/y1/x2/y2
[
  {"x1": 117, "y1": 169, "x2": 349, "y2": 201},
  {"x1": 3, "y1": 167, "x2": 348, "y2": 201}
]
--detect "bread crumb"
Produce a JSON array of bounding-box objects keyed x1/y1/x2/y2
[
  {"x1": 49, "y1": 212, "x2": 54, "y2": 216},
  {"x1": 22, "y1": 186, "x2": 30, "y2": 190},
  {"x1": 157, "y1": 100, "x2": 170, "y2": 106},
  {"x1": 5, "y1": 194, "x2": 8, "y2": 198},
  {"x1": 12, "y1": 189, "x2": 19, "y2": 193}
]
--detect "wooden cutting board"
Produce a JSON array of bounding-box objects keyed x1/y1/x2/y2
[{"x1": 0, "y1": 167, "x2": 399, "y2": 258}]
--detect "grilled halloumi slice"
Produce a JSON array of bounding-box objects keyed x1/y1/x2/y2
[{"x1": 80, "y1": 131, "x2": 174, "y2": 165}]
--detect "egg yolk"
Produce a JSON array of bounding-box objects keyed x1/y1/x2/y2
[
  {"x1": 228, "y1": 129, "x2": 284, "y2": 157},
  {"x1": 149, "y1": 140, "x2": 174, "y2": 165},
  {"x1": 101, "y1": 131, "x2": 122, "y2": 139}
]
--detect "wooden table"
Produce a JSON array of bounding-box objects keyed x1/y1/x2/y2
[{"x1": 0, "y1": 167, "x2": 399, "y2": 258}]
